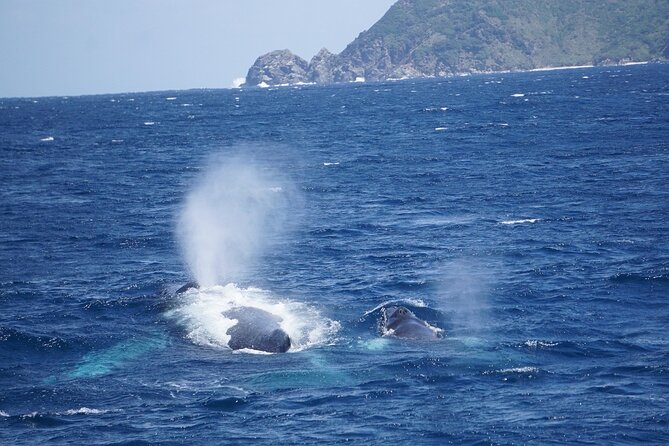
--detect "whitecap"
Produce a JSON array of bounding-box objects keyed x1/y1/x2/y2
[
  {"x1": 498, "y1": 366, "x2": 539, "y2": 374},
  {"x1": 484, "y1": 366, "x2": 539, "y2": 375},
  {"x1": 511, "y1": 93, "x2": 525, "y2": 97},
  {"x1": 143, "y1": 121, "x2": 156, "y2": 126},
  {"x1": 0, "y1": 410, "x2": 9, "y2": 417},
  {"x1": 323, "y1": 162, "x2": 340, "y2": 166},
  {"x1": 59, "y1": 407, "x2": 107, "y2": 416},
  {"x1": 435, "y1": 127, "x2": 447, "y2": 131},
  {"x1": 499, "y1": 218, "x2": 540, "y2": 225},
  {"x1": 166, "y1": 97, "x2": 177, "y2": 101},
  {"x1": 524, "y1": 340, "x2": 559, "y2": 348},
  {"x1": 258, "y1": 82, "x2": 270, "y2": 88},
  {"x1": 40, "y1": 136, "x2": 54, "y2": 142}
]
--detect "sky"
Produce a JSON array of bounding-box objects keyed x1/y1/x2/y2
[{"x1": 0, "y1": 0, "x2": 396, "y2": 98}]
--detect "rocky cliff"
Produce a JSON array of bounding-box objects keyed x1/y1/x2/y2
[{"x1": 243, "y1": 0, "x2": 669, "y2": 86}]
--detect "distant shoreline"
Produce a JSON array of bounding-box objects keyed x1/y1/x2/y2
[
  {"x1": 236, "y1": 60, "x2": 657, "y2": 90},
  {"x1": 1, "y1": 61, "x2": 660, "y2": 100}
]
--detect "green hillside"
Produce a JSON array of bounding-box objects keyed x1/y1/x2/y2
[
  {"x1": 245, "y1": 0, "x2": 669, "y2": 85},
  {"x1": 339, "y1": 0, "x2": 669, "y2": 80}
]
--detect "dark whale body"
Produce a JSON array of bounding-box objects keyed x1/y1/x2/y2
[
  {"x1": 176, "y1": 281, "x2": 199, "y2": 294},
  {"x1": 381, "y1": 306, "x2": 440, "y2": 340},
  {"x1": 223, "y1": 306, "x2": 291, "y2": 353},
  {"x1": 175, "y1": 282, "x2": 291, "y2": 353}
]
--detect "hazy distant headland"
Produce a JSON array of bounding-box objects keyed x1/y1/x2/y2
[{"x1": 243, "y1": 0, "x2": 669, "y2": 87}]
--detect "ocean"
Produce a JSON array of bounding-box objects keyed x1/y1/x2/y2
[{"x1": 1, "y1": 63, "x2": 668, "y2": 444}]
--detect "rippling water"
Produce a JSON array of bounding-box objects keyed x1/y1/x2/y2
[{"x1": 1, "y1": 63, "x2": 668, "y2": 444}]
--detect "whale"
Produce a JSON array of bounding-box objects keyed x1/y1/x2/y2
[
  {"x1": 175, "y1": 282, "x2": 291, "y2": 353},
  {"x1": 223, "y1": 306, "x2": 291, "y2": 353},
  {"x1": 380, "y1": 306, "x2": 440, "y2": 340}
]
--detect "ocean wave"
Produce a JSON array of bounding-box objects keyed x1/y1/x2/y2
[
  {"x1": 523, "y1": 340, "x2": 560, "y2": 349},
  {"x1": 499, "y1": 218, "x2": 541, "y2": 225},
  {"x1": 0, "y1": 327, "x2": 69, "y2": 351},
  {"x1": 609, "y1": 271, "x2": 669, "y2": 284},
  {"x1": 483, "y1": 366, "x2": 540, "y2": 375},
  {"x1": 165, "y1": 283, "x2": 340, "y2": 353},
  {"x1": 58, "y1": 407, "x2": 108, "y2": 416}
]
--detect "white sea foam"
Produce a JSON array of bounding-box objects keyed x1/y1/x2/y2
[
  {"x1": 232, "y1": 77, "x2": 245, "y2": 88},
  {"x1": 0, "y1": 410, "x2": 9, "y2": 417},
  {"x1": 166, "y1": 97, "x2": 177, "y2": 101},
  {"x1": 435, "y1": 127, "x2": 448, "y2": 131},
  {"x1": 362, "y1": 298, "x2": 428, "y2": 317},
  {"x1": 497, "y1": 366, "x2": 540, "y2": 374},
  {"x1": 40, "y1": 136, "x2": 54, "y2": 142},
  {"x1": 59, "y1": 407, "x2": 107, "y2": 416},
  {"x1": 524, "y1": 340, "x2": 559, "y2": 348},
  {"x1": 511, "y1": 93, "x2": 525, "y2": 97},
  {"x1": 500, "y1": 218, "x2": 541, "y2": 225},
  {"x1": 323, "y1": 162, "x2": 340, "y2": 166},
  {"x1": 353, "y1": 77, "x2": 366, "y2": 83},
  {"x1": 165, "y1": 284, "x2": 340, "y2": 352},
  {"x1": 258, "y1": 82, "x2": 270, "y2": 88},
  {"x1": 144, "y1": 121, "x2": 156, "y2": 126},
  {"x1": 483, "y1": 366, "x2": 540, "y2": 376},
  {"x1": 529, "y1": 64, "x2": 594, "y2": 72}
]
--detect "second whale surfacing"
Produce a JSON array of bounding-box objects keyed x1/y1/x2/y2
[{"x1": 380, "y1": 306, "x2": 441, "y2": 340}]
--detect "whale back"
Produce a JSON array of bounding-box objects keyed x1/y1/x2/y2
[
  {"x1": 382, "y1": 306, "x2": 439, "y2": 340},
  {"x1": 223, "y1": 306, "x2": 291, "y2": 353}
]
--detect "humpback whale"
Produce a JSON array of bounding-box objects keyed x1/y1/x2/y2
[
  {"x1": 175, "y1": 283, "x2": 291, "y2": 353},
  {"x1": 223, "y1": 306, "x2": 291, "y2": 353},
  {"x1": 380, "y1": 306, "x2": 440, "y2": 340}
]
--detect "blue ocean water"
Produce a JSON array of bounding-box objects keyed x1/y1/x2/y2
[{"x1": 1, "y1": 63, "x2": 668, "y2": 444}]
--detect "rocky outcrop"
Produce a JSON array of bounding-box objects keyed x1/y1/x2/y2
[
  {"x1": 306, "y1": 48, "x2": 337, "y2": 84},
  {"x1": 243, "y1": 0, "x2": 669, "y2": 87},
  {"x1": 244, "y1": 49, "x2": 309, "y2": 86}
]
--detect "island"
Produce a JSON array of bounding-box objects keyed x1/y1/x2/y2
[{"x1": 243, "y1": 0, "x2": 669, "y2": 87}]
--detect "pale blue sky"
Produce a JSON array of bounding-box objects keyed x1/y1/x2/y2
[{"x1": 0, "y1": 0, "x2": 396, "y2": 97}]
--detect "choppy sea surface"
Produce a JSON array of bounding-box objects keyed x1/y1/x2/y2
[{"x1": 1, "y1": 63, "x2": 668, "y2": 444}]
